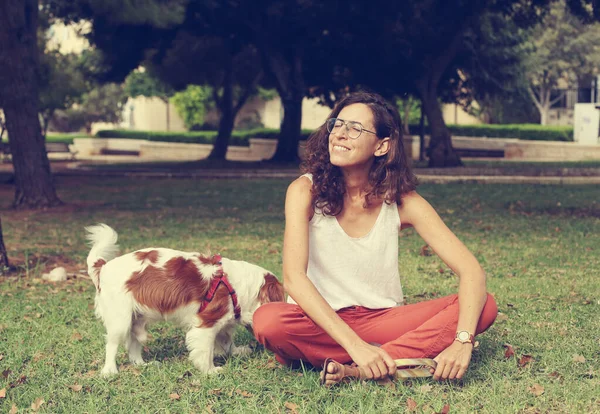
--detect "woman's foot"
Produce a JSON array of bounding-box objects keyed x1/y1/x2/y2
[
  {"x1": 319, "y1": 358, "x2": 437, "y2": 386},
  {"x1": 320, "y1": 358, "x2": 364, "y2": 386}
]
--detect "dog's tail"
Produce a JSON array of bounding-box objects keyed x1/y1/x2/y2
[{"x1": 85, "y1": 224, "x2": 119, "y2": 292}]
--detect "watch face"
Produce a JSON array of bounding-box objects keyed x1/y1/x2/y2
[{"x1": 458, "y1": 331, "x2": 470, "y2": 341}]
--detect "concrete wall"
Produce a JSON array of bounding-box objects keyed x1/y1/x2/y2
[{"x1": 442, "y1": 104, "x2": 482, "y2": 125}]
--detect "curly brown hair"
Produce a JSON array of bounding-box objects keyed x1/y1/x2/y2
[{"x1": 301, "y1": 91, "x2": 417, "y2": 216}]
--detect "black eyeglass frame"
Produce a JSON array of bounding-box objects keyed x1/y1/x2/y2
[{"x1": 326, "y1": 118, "x2": 378, "y2": 139}]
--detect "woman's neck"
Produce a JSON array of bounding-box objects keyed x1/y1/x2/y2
[{"x1": 342, "y1": 169, "x2": 371, "y2": 201}]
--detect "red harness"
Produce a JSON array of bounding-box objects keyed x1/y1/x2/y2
[{"x1": 198, "y1": 255, "x2": 241, "y2": 320}]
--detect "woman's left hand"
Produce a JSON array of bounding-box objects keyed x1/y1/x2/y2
[{"x1": 430, "y1": 341, "x2": 473, "y2": 380}]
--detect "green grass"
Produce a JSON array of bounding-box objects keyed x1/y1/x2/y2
[{"x1": 1, "y1": 178, "x2": 599, "y2": 413}]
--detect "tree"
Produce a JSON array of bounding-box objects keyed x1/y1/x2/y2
[
  {"x1": 171, "y1": 85, "x2": 213, "y2": 130},
  {"x1": 307, "y1": 1, "x2": 552, "y2": 167},
  {"x1": 75, "y1": 83, "x2": 128, "y2": 133},
  {"x1": 524, "y1": 1, "x2": 600, "y2": 124},
  {"x1": 39, "y1": 51, "x2": 88, "y2": 137},
  {"x1": 458, "y1": 11, "x2": 533, "y2": 124},
  {"x1": 153, "y1": 30, "x2": 264, "y2": 159},
  {"x1": 124, "y1": 69, "x2": 175, "y2": 130},
  {"x1": 0, "y1": 0, "x2": 62, "y2": 209}
]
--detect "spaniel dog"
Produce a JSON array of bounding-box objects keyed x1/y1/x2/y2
[{"x1": 85, "y1": 224, "x2": 284, "y2": 376}]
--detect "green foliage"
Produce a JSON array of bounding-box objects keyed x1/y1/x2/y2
[
  {"x1": 124, "y1": 70, "x2": 174, "y2": 102},
  {"x1": 257, "y1": 87, "x2": 278, "y2": 101},
  {"x1": 38, "y1": 51, "x2": 87, "y2": 117},
  {"x1": 70, "y1": 83, "x2": 128, "y2": 132},
  {"x1": 171, "y1": 85, "x2": 214, "y2": 130},
  {"x1": 523, "y1": 1, "x2": 600, "y2": 123},
  {"x1": 408, "y1": 124, "x2": 574, "y2": 141}
]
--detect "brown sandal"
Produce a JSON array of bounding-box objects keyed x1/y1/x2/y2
[{"x1": 320, "y1": 358, "x2": 437, "y2": 387}]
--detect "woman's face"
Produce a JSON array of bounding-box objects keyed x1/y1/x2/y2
[{"x1": 328, "y1": 103, "x2": 385, "y2": 168}]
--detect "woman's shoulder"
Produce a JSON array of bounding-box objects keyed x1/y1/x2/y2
[
  {"x1": 397, "y1": 191, "x2": 431, "y2": 222},
  {"x1": 398, "y1": 191, "x2": 437, "y2": 224},
  {"x1": 286, "y1": 175, "x2": 313, "y2": 205},
  {"x1": 288, "y1": 174, "x2": 312, "y2": 194}
]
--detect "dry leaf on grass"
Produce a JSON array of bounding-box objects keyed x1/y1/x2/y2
[
  {"x1": 169, "y1": 393, "x2": 180, "y2": 400},
  {"x1": 419, "y1": 383, "x2": 433, "y2": 393},
  {"x1": 528, "y1": 384, "x2": 545, "y2": 396},
  {"x1": 406, "y1": 398, "x2": 418, "y2": 411},
  {"x1": 2, "y1": 369, "x2": 11, "y2": 378},
  {"x1": 518, "y1": 354, "x2": 534, "y2": 368},
  {"x1": 69, "y1": 384, "x2": 83, "y2": 392},
  {"x1": 419, "y1": 245, "x2": 433, "y2": 256},
  {"x1": 236, "y1": 389, "x2": 253, "y2": 398},
  {"x1": 438, "y1": 404, "x2": 451, "y2": 414},
  {"x1": 203, "y1": 405, "x2": 214, "y2": 414},
  {"x1": 31, "y1": 397, "x2": 45, "y2": 411},
  {"x1": 503, "y1": 344, "x2": 515, "y2": 359},
  {"x1": 284, "y1": 401, "x2": 299, "y2": 413},
  {"x1": 9, "y1": 404, "x2": 17, "y2": 414},
  {"x1": 71, "y1": 332, "x2": 83, "y2": 341},
  {"x1": 572, "y1": 354, "x2": 586, "y2": 363},
  {"x1": 0, "y1": 354, "x2": 3, "y2": 361},
  {"x1": 0, "y1": 388, "x2": 6, "y2": 398},
  {"x1": 548, "y1": 371, "x2": 563, "y2": 381}
]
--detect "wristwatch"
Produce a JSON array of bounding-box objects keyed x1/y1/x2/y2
[{"x1": 455, "y1": 330, "x2": 475, "y2": 344}]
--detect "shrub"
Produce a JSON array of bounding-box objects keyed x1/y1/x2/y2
[
  {"x1": 95, "y1": 128, "x2": 315, "y2": 146},
  {"x1": 408, "y1": 124, "x2": 574, "y2": 141}
]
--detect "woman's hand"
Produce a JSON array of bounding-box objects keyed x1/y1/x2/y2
[
  {"x1": 431, "y1": 341, "x2": 473, "y2": 380},
  {"x1": 347, "y1": 341, "x2": 397, "y2": 380}
]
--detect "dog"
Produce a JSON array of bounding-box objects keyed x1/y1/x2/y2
[{"x1": 85, "y1": 224, "x2": 284, "y2": 376}]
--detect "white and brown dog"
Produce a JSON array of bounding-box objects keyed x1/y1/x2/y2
[{"x1": 85, "y1": 224, "x2": 284, "y2": 376}]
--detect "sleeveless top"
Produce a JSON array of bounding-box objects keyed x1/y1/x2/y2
[{"x1": 287, "y1": 173, "x2": 404, "y2": 311}]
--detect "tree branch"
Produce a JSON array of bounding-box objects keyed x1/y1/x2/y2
[{"x1": 549, "y1": 90, "x2": 566, "y2": 106}]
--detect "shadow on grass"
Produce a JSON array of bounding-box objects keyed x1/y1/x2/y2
[{"x1": 79, "y1": 159, "x2": 302, "y2": 172}]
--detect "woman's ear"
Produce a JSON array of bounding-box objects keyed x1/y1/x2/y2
[{"x1": 374, "y1": 138, "x2": 390, "y2": 157}]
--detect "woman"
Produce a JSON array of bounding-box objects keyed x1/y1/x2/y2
[{"x1": 253, "y1": 91, "x2": 497, "y2": 386}]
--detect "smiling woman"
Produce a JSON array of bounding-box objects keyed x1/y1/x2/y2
[{"x1": 252, "y1": 91, "x2": 498, "y2": 386}]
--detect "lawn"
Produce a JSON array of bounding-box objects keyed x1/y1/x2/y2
[{"x1": 0, "y1": 177, "x2": 598, "y2": 413}]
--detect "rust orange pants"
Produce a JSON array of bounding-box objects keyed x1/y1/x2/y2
[{"x1": 253, "y1": 293, "x2": 498, "y2": 368}]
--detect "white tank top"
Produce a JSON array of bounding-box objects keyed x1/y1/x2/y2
[{"x1": 287, "y1": 174, "x2": 404, "y2": 311}]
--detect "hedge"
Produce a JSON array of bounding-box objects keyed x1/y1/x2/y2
[
  {"x1": 95, "y1": 124, "x2": 574, "y2": 144},
  {"x1": 408, "y1": 124, "x2": 574, "y2": 142},
  {"x1": 95, "y1": 128, "x2": 314, "y2": 146}
]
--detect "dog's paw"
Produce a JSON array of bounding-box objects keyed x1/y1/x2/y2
[
  {"x1": 130, "y1": 357, "x2": 146, "y2": 365},
  {"x1": 207, "y1": 366, "x2": 224, "y2": 375},
  {"x1": 101, "y1": 365, "x2": 118, "y2": 377},
  {"x1": 232, "y1": 345, "x2": 252, "y2": 357}
]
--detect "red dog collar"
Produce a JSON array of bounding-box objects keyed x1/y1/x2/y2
[{"x1": 198, "y1": 259, "x2": 241, "y2": 320}]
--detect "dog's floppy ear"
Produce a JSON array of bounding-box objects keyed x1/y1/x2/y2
[
  {"x1": 259, "y1": 273, "x2": 285, "y2": 304},
  {"x1": 198, "y1": 252, "x2": 222, "y2": 266}
]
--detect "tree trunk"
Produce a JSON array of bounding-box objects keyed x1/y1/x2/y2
[
  {"x1": 0, "y1": 216, "x2": 9, "y2": 272},
  {"x1": 417, "y1": 80, "x2": 462, "y2": 167},
  {"x1": 209, "y1": 59, "x2": 235, "y2": 160},
  {"x1": 419, "y1": 103, "x2": 425, "y2": 162},
  {"x1": 274, "y1": 95, "x2": 303, "y2": 162},
  {"x1": 540, "y1": 107, "x2": 549, "y2": 126},
  {"x1": 402, "y1": 100, "x2": 411, "y2": 136},
  {"x1": 260, "y1": 46, "x2": 304, "y2": 163},
  {"x1": 0, "y1": 0, "x2": 62, "y2": 209},
  {"x1": 165, "y1": 99, "x2": 170, "y2": 131}
]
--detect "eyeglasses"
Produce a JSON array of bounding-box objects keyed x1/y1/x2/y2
[{"x1": 326, "y1": 118, "x2": 377, "y2": 140}]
